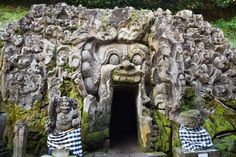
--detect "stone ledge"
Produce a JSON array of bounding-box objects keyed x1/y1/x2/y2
[
  {"x1": 145, "y1": 152, "x2": 167, "y2": 157},
  {"x1": 173, "y1": 147, "x2": 220, "y2": 157},
  {"x1": 41, "y1": 155, "x2": 76, "y2": 157},
  {"x1": 85, "y1": 151, "x2": 167, "y2": 157}
]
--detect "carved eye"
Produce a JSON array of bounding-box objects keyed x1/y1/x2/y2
[
  {"x1": 131, "y1": 54, "x2": 142, "y2": 65},
  {"x1": 108, "y1": 54, "x2": 120, "y2": 65}
]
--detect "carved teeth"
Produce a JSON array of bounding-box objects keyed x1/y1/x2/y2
[
  {"x1": 135, "y1": 76, "x2": 140, "y2": 82},
  {"x1": 113, "y1": 75, "x2": 119, "y2": 81}
]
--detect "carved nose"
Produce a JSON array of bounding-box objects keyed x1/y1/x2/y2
[{"x1": 120, "y1": 60, "x2": 135, "y2": 70}]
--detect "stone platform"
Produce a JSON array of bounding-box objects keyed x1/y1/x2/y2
[
  {"x1": 41, "y1": 155, "x2": 76, "y2": 157},
  {"x1": 85, "y1": 136, "x2": 166, "y2": 157},
  {"x1": 85, "y1": 152, "x2": 167, "y2": 157},
  {"x1": 173, "y1": 148, "x2": 220, "y2": 157},
  {"x1": 42, "y1": 151, "x2": 166, "y2": 157}
]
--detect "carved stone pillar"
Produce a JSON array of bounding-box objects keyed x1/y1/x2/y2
[
  {"x1": 0, "y1": 112, "x2": 10, "y2": 157},
  {"x1": 13, "y1": 122, "x2": 28, "y2": 157},
  {"x1": 0, "y1": 112, "x2": 6, "y2": 152}
]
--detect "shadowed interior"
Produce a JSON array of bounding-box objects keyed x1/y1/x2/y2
[{"x1": 109, "y1": 86, "x2": 138, "y2": 147}]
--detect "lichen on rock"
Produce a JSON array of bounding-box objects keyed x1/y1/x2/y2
[{"x1": 0, "y1": 3, "x2": 236, "y2": 156}]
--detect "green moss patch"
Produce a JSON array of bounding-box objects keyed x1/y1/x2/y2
[
  {"x1": 60, "y1": 79, "x2": 83, "y2": 109},
  {"x1": 214, "y1": 135, "x2": 236, "y2": 156},
  {"x1": 2, "y1": 99, "x2": 48, "y2": 155},
  {"x1": 203, "y1": 98, "x2": 236, "y2": 137},
  {"x1": 83, "y1": 128, "x2": 109, "y2": 151},
  {"x1": 181, "y1": 86, "x2": 197, "y2": 112},
  {"x1": 152, "y1": 110, "x2": 171, "y2": 152}
]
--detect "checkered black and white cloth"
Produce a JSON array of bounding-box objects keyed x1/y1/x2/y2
[
  {"x1": 179, "y1": 125, "x2": 214, "y2": 151},
  {"x1": 47, "y1": 127, "x2": 83, "y2": 157}
]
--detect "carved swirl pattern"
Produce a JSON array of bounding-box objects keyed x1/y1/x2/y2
[{"x1": 1, "y1": 3, "x2": 235, "y2": 115}]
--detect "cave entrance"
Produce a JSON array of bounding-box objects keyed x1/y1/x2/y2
[{"x1": 109, "y1": 86, "x2": 139, "y2": 148}]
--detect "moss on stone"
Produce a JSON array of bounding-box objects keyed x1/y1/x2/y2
[
  {"x1": 59, "y1": 79, "x2": 83, "y2": 110},
  {"x1": 181, "y1": 86, "x2": 197, "y2": 112},
  {"x1": 202, "y1": 97, "x2": 236, "y2": 156},
  {"x1": 81, "y1": 109, "x2": 88, "y2": 144},
  {"x1": 153, "y1": 110, "x2": 171, "y2": 152},
  {"x1": 2, "y1": 98, "x2": 48, "y2": 155},
  {"x1": 214, "y1": 135, "x2": 236, "y2": 156},
  {"x1": 171, "y1": 122, "x2": 181, "y2": 149},
  {"x1": 130, "y1": 10, "x2": 138, "y2": 22},
  {"x1": 63, "y1": 64, "x2": 75, "y2": 73},
  {"x1": 203, "y1": 98, "x2": 236, "y2": 137},
  {"x1": 83, "y1": 128, "x2": 109, "y2": 151},
  {"x1": 46, "y1": 46, "x2": 57, "y2": 72},
  {"x1": 224, "y1": 98, "x2": 236, "y2": 110}
]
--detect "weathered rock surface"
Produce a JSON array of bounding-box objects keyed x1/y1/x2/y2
[
  {"x1": 13, "y1": 122, "x2": 28, "y2": 157},
  {"x1": 0, "y1": 3, "x2": 236, "y2": 156}
]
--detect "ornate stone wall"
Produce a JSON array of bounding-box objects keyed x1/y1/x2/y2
[{"x1": 0, "y1": 3, "x2": 236, "y2": 156}]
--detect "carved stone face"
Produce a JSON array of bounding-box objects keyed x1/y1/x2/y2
[
  {"x1": 55, "y1": 99, "x2": 74, "y2": 130},
  {"x1": 180, "y1": 109, "x2": 204, "y2": 128},
  {"x1": 4, "y1": 56, "x2": 45, "y2": 108},
  {"x1": 159, "y1": 40, "x2": 171, "y2": 56},
  {"x1": 98, "y1": 43, "x2": 149, "y2": 85},
  {"x1": 54, "y1": 97, "x2": 80, "y2": 133}
]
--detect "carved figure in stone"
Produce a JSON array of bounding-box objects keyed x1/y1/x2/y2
[
  {"x1": 1, "y1": 3, "x2": 236, "y2": 153},
  {"x1": 84, "y1": 43, "x2": 153, "y2": 148},
  {"x1": 179, "y1": 109, "x2": 214, "y2": 151},
  {"x1": 46, "y1": 96, "x2": 82, "y2": 157},
  {"x1": 47, "y1": 96, "x2": 80, "y2": 133},
  {"x1": 1, "y1": 54, "x2": 45, "y2": 108}
]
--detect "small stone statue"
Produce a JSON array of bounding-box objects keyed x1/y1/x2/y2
[
  {"x1": 46, "y1": 96, "x2": 82, "y2": 157},
  {"x1": 179, "y1": 109, "x2": 214, "y2": 151}
]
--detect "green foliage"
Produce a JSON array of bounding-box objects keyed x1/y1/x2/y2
[
  {"x1": 0, "y1": 5, "x2": 27, "y2": 21},
  {"x1": 0, "y1": 5, "x2": 28, "y2": 34},
  {"x1": 211, "y1": 17, "x2": 236, "y2": 48},
  {"x1": 214, "y1": 135, "x2": 236, "y2": 157},
  {"x1": 214, "y1": 0, "x2": 234, "y2": 8},
  {"x1": 0, "y1": 0, "x2": 235, "y2": 10}
]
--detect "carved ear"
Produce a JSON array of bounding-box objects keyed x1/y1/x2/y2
[
  {"x1": 69, "y1": 98, "x2": 78, "y2": 108},
  {"x1": 72, "y1": 109, "x2": 79, "y2": 118},
  {"x1": 55, "y1": 106, "x2": 61, "y2": 113},
  {"x1": 48, "y1": 96, "x2": 59, "y2": 117}
]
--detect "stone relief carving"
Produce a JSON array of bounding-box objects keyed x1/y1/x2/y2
[
  {"x1": 46, "y1": 96, "x2": 83, "y2": 157},
  {"x1": 179, "y1": 109, "x2": 214, "y2": 151},
  {"x1": 1, "y1": 3, "x2": 236, "y2": 151},
  {"x1": 46, "y1": 96, "x2": 81, "y2": 134}
]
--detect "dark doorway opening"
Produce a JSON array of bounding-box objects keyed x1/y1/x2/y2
[{"x1": 110, "y1": 87, "x2": 138, "y2": 148}]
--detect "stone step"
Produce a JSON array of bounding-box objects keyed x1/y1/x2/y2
[
  {"x1": 173, "y1": 148, "x2": 220, "y2": 157},
  {"x1": 41, "y1": 155, "x2": 76, "y2": 157},
  {"x1": 85, "y1": 152, "x2": 167, "y2": 157},
  {"x1": 145, "y1": 152, "x2": 167, "y2": 157}
]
